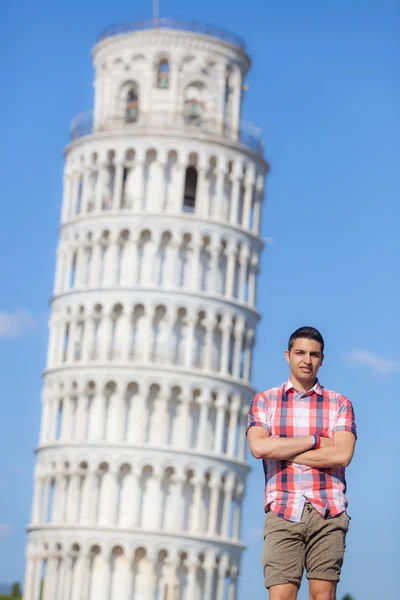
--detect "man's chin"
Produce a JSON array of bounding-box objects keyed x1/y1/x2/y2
[{"x1": 297, "y1": 371, "x2": 315, "y2": 381}]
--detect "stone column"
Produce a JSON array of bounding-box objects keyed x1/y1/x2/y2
[
  {"x1": 98, "y1": 311, "x2": 113, "y2": 361},
  {"x1": 225, "y1": 241, "x2": 237, "y2": 298},
  {"x1": 80, "y1": 470, "x2": 97, "y2": 523},
  {"x1": 23, "y1": 554, "x2": 35, "y2": 600},
  {"x1": 185, "y1": 560, "x2": 198, "y2": 598},
  {"x1": 242, "y1": 167, "x2": 256, "y2": 229},
  {"x1": 165, "y1": 556, "x2": 179, "y2": 600},
  {"x1": 66, "y1": 473, "x2": 81, "y2": 522},
  {"x1": 81, "y1": 315, "x2": 95, "y2": 361},
  {"x1": 103, "y1": 236, "x2": 119, "y2": 286},
  {"x1": 31, "y1": 556, "x2": 43, "y2": 600},
  {"x1": 66, "y1": 318, "x2": 78, "y2": 363},
  {"x1": 207, "y1": 476, "x2": 221, "y2": 535},
  {"x1": 71, "y1": 554, "x2": 88, "y2": 600},
  {"x1": 190, "y1": 238, "x2": 202, "y2": 290},
  {"x1": 220, "y1": 315, "x2": 232, "y2": 375},
  {"x1": 204, "y1": 556, "x2": 216, "y2": 599},
  {"x1": 222, "y1": 477, "x2": 234, "y2": 537},
  {"x1": 90, "y1": 238, "x2": 103, "y2": 286},
  {"x1": 233, "y1": 483, "x2": 244, "y2": 539},
  {"x1": 54, "y1": 473, "x2": 69, "y2": 522},
  {"x1": 204, "y1": 317, "x2": 215, "y2": 372},
  {"x1": 80, "y1": 168, "x2": 90, "y2": 214},
  {"x1": 190, "y1": 475, "x2": 204, "y2": 534},
  {"x1": 197, "y1": 395, "x2": 211, "y2": 451},
  {"x1": 194, "y1": 164, "x2": 208, "y2": 218},
  {"x1": 59, "y1": 555, "x2": 73, "y2": 600},
  {"x1": 47, "y1": 397, "x2": 59, "y2": 441},
  {"x1": 75, "y1": 392, "x2": 88, "y2": 440},
  {"x1": 131, "y1": 159, "x2": 145, "y2": 212},
  {"x1": 31, "y1": 475, "x2": 43, "y2": 524},
  {"x1": 178, "y1": 397, "x2": 191, "y2": 449},
  {"x1": 142, "y1": 306, "x2": 154, "y2": 363},
  {"x1": 233, "y1": 320, "x2": 245, "y2": 379},
  {"x1": 215, "y1": 162, "x2": 227, "y2": 219},
  {"x1": 77, "y1": 554, "x2": 92, "y2": 600},
  {"x1": 227, "y1": 396, "x2": 241, "y2": 456},
  {"x1": 216, "y1": 560, "x2": 228, "y2": 600},
  {"x1": 209, "y1": 244, "x2": 220, "y2": 294},
  {"x1": 248, "y1": 253, "x2": 259, "y2": 308},
  {"x1": 74, "y1": 245, "x2": 86, "y2": 287},
  {"x1": 113, "y1": 160, "x2": 125, "y2": 209},
  {"x1": 42, "y1": 555, "x2": 57, "y2": 600},
  {"x1": 41, "y1": 475, "x2": 51, "y2": 522},
  {"x1": 228, "y1": 567, "x2": 238, "y2": 600},
  {"x1": 184, "y1": 312, "x2": 196, "y2": 369},
  {"x1": 119, "y1": 308, "x2": 132, "y2": 362},
  {"x1": 229, "y1": 165, "x2": 242, "y2": 225},
  {"x1": 214, "y1": 394, "x2": 228, "y2": 454},
  {"x1": 146, "y1": 552, "x2": 157, "y2": 600},
  {"x1": 238, "y1": 248, "x2": 250, "y2": 303},
  {"x1": 95, "y1": 163, "x2": 108, "y2": 212},
  {"x1": 60, "y1": 393, "x2": 73, "y2": 440}
]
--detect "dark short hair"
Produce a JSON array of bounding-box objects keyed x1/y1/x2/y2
[{"x1": 288, "y1": 326, "x2": 324, "y2": 353}]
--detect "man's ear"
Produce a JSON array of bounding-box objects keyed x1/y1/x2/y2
[
  {"x1": 285, "y1": 349, "x2": 290, "y2": 364},
  {"x1": 320, "y1": 353, "x2": 324, "y2": 366}
]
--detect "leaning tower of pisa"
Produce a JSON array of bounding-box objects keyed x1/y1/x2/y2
[{"x1": 24, "y1": 19, "x2": 268, "y2": 600}]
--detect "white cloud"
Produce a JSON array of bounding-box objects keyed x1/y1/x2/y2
[
  {"x1": 0, "y1": 524, "x2": 14, "y2": 537},
  {"x1": 343, "y1": 350, "x2": 400, "y2": 374},
  {"x1": 0, "y1": 310, "x2": 36, "y2": 338}
]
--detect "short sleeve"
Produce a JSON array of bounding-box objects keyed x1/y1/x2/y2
[
  {"x1": 333, "y1": 396, "x2": 357, "y2": 439},
  {"x1": 246, "y1": 392, "x2": 271, "y2": 434}
]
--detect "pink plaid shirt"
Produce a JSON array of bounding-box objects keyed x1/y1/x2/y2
[{"x1": 247, "y1": 379, "x2": 357, "y2": 522}]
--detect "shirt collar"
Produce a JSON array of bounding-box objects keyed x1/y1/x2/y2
[{"x1": 284, "y1": 378, "x2": 323, "y2": 396}]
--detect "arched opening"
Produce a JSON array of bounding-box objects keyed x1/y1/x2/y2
[
  {"x1": 183, "y1": 167, "x2": 198, "y2": 212},
  {"x1": 184, "y1": 82, "x2": 205, "y2": 122},
  {"x1": 125, "y1": 86, "x2": 139, "y2": 123},
  {"x1": 157, "y1": 58, "x2": 170, "y2": 89}
]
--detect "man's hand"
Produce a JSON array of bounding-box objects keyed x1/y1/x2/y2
[{"x1": 320, "y1": 436, "x2": 334, "y2": 448}]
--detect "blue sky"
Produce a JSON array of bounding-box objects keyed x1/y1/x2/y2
[{"x1": 0, "y1": 1, "x2": 398, "y2": 598}]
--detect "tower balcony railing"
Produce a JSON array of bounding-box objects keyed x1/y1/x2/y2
[
  {"x1": 70, "y1": 109, "x2": 263, "y2": 154},
  {"x1": 97, "y1": 18, "x2": 246, "y2": 50}
]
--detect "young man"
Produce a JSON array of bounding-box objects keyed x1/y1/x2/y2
[{"x1": 247, "y1": 326, "x2": 357, "y2": 600}]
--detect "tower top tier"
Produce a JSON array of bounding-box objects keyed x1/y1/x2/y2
[
  {"x1": 74, "y1": 19, "x2": 263, "y2": 153},
  {"x1": 96, "y1": 18, "x2": 247, "y2": 51}
]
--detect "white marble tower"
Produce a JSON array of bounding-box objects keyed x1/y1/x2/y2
[{"x1": 24, "y1": 19, "x2": 268, "y2": 600}]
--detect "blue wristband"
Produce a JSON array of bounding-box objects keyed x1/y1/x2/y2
[{"x1": 312, "y1": 434, "x2": 318, "y2": 449}]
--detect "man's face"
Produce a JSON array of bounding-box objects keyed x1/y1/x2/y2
[{"x1": 285, "y1": 337, "x2": 324, "y2": 384}]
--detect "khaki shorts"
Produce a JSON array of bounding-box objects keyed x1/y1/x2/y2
[{"x1": 262, "y1": 503, "x2": 350, "y2": 589}]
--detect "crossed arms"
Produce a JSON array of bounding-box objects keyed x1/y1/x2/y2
[{"x1": 247, "y1": 426, "x2": 356, "y2": 468}]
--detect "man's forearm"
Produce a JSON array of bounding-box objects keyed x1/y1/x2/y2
[
  {"x1": 251, "y1": 434, "x2": 315, "y2": 460},
  {"x1": 290, "y1": 445, "x2": 351, "y2": 468}
]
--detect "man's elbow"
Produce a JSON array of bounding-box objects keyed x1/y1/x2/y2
[
  {"x1": 250, "y1": 446, "x2": 263, "y2": 460},
  {"x1": 248, "y1": 442, "x2": 266, "y2": 460},
  {"x1": 340, "y1": 453, "x2": 354, "y2": 467}
]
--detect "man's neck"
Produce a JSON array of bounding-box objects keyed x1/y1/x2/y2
[{"x1": 290, "y1": 374, "x2": 317, "y2": 393}]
